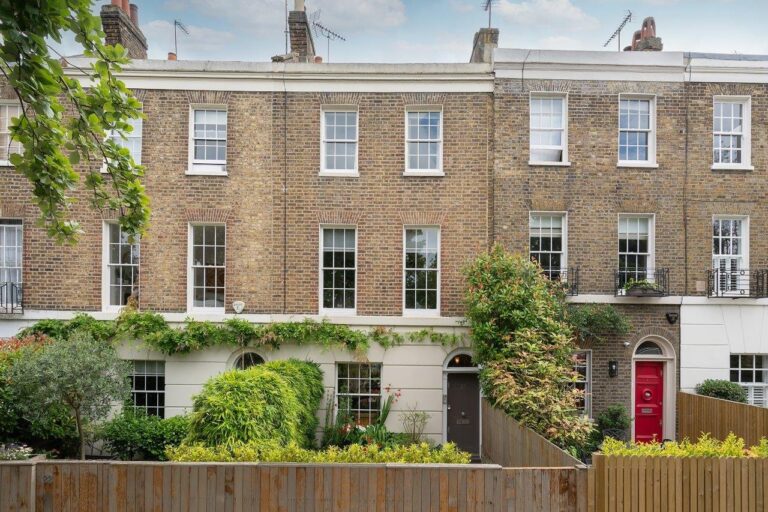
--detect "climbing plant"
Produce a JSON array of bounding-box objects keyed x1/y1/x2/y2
[{"x1": 17, "y1": 310, "x2": 462, "y2": 355}]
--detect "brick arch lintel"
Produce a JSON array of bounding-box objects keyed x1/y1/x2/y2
[
  {"x1": 184, "y1": 90, "x2": 232, "y2": 105},
  {"x1": 399, "y1": 211, "x2": 446, "y2": 225},
  {"x1": 317, "y1": 211, "x2": 363, "y2": 225},
  {"x1": 630, "y1": 326, "x2": 678, "y2": 354},
  {"x1": 0, "y1": 201, "x2": 27, "y2": 219},
  {"x1": 184, "y1": 208, "x2": 231, "y2": 223}
]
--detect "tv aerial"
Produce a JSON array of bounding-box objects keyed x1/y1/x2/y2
[
  {"x1": 173, "y1": 20, "x2": 189, "y2": 57},
  {"x1": 603, "y1": 11, "x2": 632, "y2": 51},
  {"x1": 482, "y1": 0, "x2": 499, "y2": 29},
  {"x1": 312, "y1": 19, "x2": 346, "y2": 63}
]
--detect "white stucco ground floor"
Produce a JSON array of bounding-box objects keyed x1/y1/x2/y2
[{"x1": 681, "y1": 299, "x2": 768, "y2": 406}]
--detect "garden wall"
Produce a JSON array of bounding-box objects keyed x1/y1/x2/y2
[{"x1": 0, "y1": 460, "x2": 591, "y2": 512}]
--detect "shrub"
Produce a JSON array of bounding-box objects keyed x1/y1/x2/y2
[
  {"x1": 261, "y1": 359, "x2": 324, "y2": 447},
  {"x1": 186, "y1": 366, "x2": 302, "y2": 448},
  {"x1": 166, "y1": 441, "x2": 471, "y2": 464},
  {"x1": 596, "y1": 404, "x2": 631, "y2": 435},
  {"x1": 100, "y1": 408, "x2": 190, "y2": 461},
  {"x1": 567, "y1": 304, "x2": 632, "y2": 345},
  {"x1": 695, "y1": 379, "x2": 748, "y2": 403},
  {"x1": 601, "y1": 433, "x2": 748, "y2": 458},
  {"x1": 0, "y1": 443, "x2": 33, "y2": 461},
  {"x1": 463, "y1": 247, "x2": 594, "y2": 452}
]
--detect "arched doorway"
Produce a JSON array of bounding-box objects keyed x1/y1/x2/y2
[
  {"x1": 632, "y1": 337, "x2": 676, "y2": 443},
  {"x1": 443, "y1": 350, "x2": 480, "y2": 458}
]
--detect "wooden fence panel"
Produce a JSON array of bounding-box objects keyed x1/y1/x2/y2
[
  {"x1": 0, "y1": 460, "x2": 593, "y2": 511},
  {"x1": 678, "y1": 391, "x2": 768, "y2": 447},
  {"x1": 481, "y1": 399, "x2": 583, "y2": 467},
  {"x1": 593, "y1": 454, "x2": 768, "y2": 512}
]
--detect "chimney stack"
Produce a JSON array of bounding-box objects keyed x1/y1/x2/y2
[
  {"x1": 101, "y1": 1, "x2": 148, "y2": 59},
  {"x1": 624, "y1": 17, "x2": 663, "y2": 52},
  {"x1": 272, "y1": 0, "x2": 316, "y2": 62},
  {"x1": 470, "y1": 27, "x2": 499, "y2": 63}
]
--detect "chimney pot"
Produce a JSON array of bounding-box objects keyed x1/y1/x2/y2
[
  {"x1": 129, "y1": 3, "x2": 139, "y2": 25},
  {"x1": 294, "y1": 0, "x2": 305, "y2": 12},
  {"x1": 314, "y1": 55, "x2": 323, "y2": 63},
  {"x1": 121, "y1": 0, "x2": 129, "y2": 14},
  {"x1": 111, "y1": 0, "x2": 122, "y2": 7},
  {"x1": 168, "y1": 52, "x2": 177, "y2": 61}
]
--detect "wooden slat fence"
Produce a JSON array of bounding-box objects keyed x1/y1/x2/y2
[
  {"x1": 593, "y1": 453, "x2": 768, "y2": 512},
  {"x1": 678, "y1": 391, "x2": 768, "y2": 447},
  {"x1": 0, "y1": 460, "x2": 591, "y2": 512},
  {"x1": 0, "y1": 461, "x2": 34, "y2": 512},
  {"x1": 482, "y1": 398, "x2": 583, "y2": 467}
]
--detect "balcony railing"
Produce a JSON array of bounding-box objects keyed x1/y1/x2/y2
[
  {"x1": 540, "y1": 268, "x2": 579, "y2": 296},
  {"x1": 0, "y1": 282, "x2": 23, "y2": 314},
  {"x1": 615, "y1": 268, "x2": 670, "y2": 297},
  {"x1": 707, "y1": 269, "x2": 768, "y2": 298}
]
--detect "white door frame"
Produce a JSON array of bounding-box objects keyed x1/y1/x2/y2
[
  {"x1": 630, "y1": 336, "x2": 677, "y2": 442},
  {"x1": 442, "y1": 349, "x2": 482, "y2": 455}
]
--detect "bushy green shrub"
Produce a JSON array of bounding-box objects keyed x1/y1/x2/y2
[
  {"x1": 100, "y1": 408, "x2": 190, "y2": 461},
  {"x1": 695, "y1": 379, "x2": 748, "y2": 403},
  {"x1": 567, "y1": 304, "x2": 632, "y2": 345},
  {"x1": 601, "y1": 433, "x2": 749, "y2": 458},
  {"x1": 186, "y1": 366, "x2": 303, "y2": 448},
  {"x1": 597, "y1": 404, "x2": 631, "y2": 434},
  {"x1": 166, "y1": 441, "x2": 470, "y2": 464},
  {"x1": 261, "y1": 359, "x2": 324, "y2": 447},
  {"x1": 463, "y1": 247, "x2": 594, "y2": 453}
]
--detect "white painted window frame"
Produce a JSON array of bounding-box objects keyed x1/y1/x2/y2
[
  {"x1": 318, "y1": 224, "x2": 357, "y2": 316},
  {"x1": 402, "y1": 225, "x2": 441, "y2": 317},
  {"x1": 102, "y1": 111, "x2": 143, "y2": 174},
  {"x1": 0, "y1": 102, "x2": 22, "y2": 167},
  {"x1": 0, "y1": 219, "x2": 22, "y2": 308},
  {"x1": 729, "y1": 354, "x2": 768, "y2": 407},
  {"x1": 187, "y1": 223, "x2": 226, "y2": 314},
  {"x1": 529, "y1": 92, "x2": 570, "y2": 166},
  {"x1": 712, "y1": 215, "x2": 750, "y2": 296},
  {"x1": 617, "y1": 213, "x2": 656, "y2": 291},
  {"x1": 129, "y1": 360, "x2": 166, "y2": 418},
  {"x1": 335, "y1": 362, "x2": 383, "y2": 425},
  {"x1": 187, "y1": 104, "x2": 228, "y2": 176},
  {"x1": 528, "y1": 211, "x2": 568, "y2": 277},
  {"x1": 404, "y1": 105, "x2": 444, "y2": 176},
  {"x1": 617, "y1": 94, "x2": 658, "y2": 168},
  {"x1": 320, "y1": 105, "x2": 359, "y2": 177},
  {"x1": 573, "y1": 349, "x2": 592, "y2": 418},
  {"x1": 101, "y1": 221, "x2": 140, "y2": 313},
  {"x1": 712, "y1": 96, "x2": 753, "y2": 171}
]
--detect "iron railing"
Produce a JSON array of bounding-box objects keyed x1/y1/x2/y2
[
  {"x1": 541, "y1": 268, "x2": 579, "y2": 296},
  {"x1": 615, "y1": 268, "x2": 670, "y2": 297},
  {"x1": 707, "y1": 269, "x2": 768, "y2": 298},
  {"x1": 0, "y1": 282, "x2": 23, "y2": 314}
]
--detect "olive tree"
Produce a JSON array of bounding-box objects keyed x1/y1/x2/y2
[
  {"x1": 0, "y1": 0, "x2": 149, "y2": 243},
  {"x1": 10, "y1": 332, "x2": 131, "y2": 459}
]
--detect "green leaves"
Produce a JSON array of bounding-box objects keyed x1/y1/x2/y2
[{"x1": 0, "y1": 0, "x2": 150, "y2": 243}]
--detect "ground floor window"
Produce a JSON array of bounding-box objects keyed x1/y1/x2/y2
[
  {"x1": 730, "y1": 354, "x2": 768, "y2": 406},
  {"x1": 130, "y1": 360, "x2": 165, "y2": 418},
  {"x1": 572, "y1": 351, "x2": 592, "y2": 417},
  {"x1": 336, "y1": 362, "x2": 382, "y2": 425}
]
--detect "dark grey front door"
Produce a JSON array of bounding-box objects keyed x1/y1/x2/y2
[{"x1": 446, "y1": 372, "x2": 480, "y2": 456}]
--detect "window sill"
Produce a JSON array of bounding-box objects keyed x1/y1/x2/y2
[
  {"x1": 188, "y1": 307, "x2": 226, "y2": 315},
  {"x1": 319, "y1": 309, "x2": 357, "y2": 317},
  {"x1": 528, "y1": 161, "x2": 571, "y2": 167},
  {"x1": 402, "y1": 309, "x2": 440, "y2": 318},
  {"x1": 318, "y1": 170, "x2": 360, "y2": 178},
  {"x1": 711, "y1": 164, "x2": 754, "y2": 171},
  {"x1": 186, "y1": 168, "x2": 228, "y2": 176},
  {"x1": 403, "y1": 170, "x2": 445, "y2": 177},
  {"x1": 0, "y1": 160, "x2": 13, "y2": 167},
  {"x1": 617, "y1": 162, "x2": 659, "y2": 169}
]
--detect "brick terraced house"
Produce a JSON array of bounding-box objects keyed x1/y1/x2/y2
[{"x1": 1, "y1": 2, "x2": 767, "y2": 452}]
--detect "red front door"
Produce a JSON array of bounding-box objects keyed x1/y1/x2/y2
[{"x1": 634, "y1": 361, "x2": 664, "y2": 443}]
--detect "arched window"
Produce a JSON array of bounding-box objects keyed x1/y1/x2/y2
[
  {"x1": 447, "y1": 353, "x2": 475, "y2": 368},
  {"x1": 635, "y1": 341, "x2": 663, "y2": 356},
  {"x1": 233, "y1": 352, "x2": 264, "y2": 370}
]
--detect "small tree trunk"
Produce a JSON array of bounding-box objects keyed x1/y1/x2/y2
[{"x1": 74, "y1": 408, "x2": 85, "y2": 460}]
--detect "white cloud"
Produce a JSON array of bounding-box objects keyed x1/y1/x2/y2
[
  {"x1": 497, "y1": 0, "x2": 599, "y2": 30},
  {"x1": 142, "y1": 20, "x2": 237, "y2": 60},
  {"x1": 164, "y1": 0, "x2": 405, "y2": 33}
]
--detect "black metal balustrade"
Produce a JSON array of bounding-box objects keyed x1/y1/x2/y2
[
  {"x1": 0, "y1": 282, "x2": 23, "y2": 314},
  {"x1": 614, "y1": 268, "x2": 670, "y2": 297},
  {"x1": 707, "y1": 269, "x2": 768, "y2": 298},
  {"x1": 541, "y1": 267, "x2": 579, "y2": 296}
]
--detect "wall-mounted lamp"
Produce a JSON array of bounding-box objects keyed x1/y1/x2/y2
[
  {"x1": 623, "y1": 341, "x2": 631, "y2": 348},
  {"x1": 665, "y1": 312, "x2": 679, "y2": 325},
  {"x1": 232, "y1": 301, "x2": 245, "y2": 314},
  {"x1": 608, "y1": 360, "x2": 619, "y2": 378}
]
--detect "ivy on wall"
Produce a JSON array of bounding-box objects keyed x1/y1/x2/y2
[{"x1": 17, "y1": 311, "x2": 462, "y2": 355}]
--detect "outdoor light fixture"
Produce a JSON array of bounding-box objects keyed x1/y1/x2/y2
[
  {"x1": 609, "y1": 361, "x2": 619, "y2": 378},
  {"x1": 623, "y1": 341, "x2": 631, "y2": 348},
  {"x1": 232, "y1": 301, "x2": 245, "y2": 314},
  {"x1": 666, "y1": 312, "x2": 679, "y2": 325}
]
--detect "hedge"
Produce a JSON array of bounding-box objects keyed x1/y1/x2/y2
[
  {"x1": 100, "y1": 408, "x2": 190, "y2": 461},
  {"x1": 695, "y1": 379, "x2": 748, "y2": 403},
  {"x1": 601, "y1": 433, "x2": 768, "y2": 458},
  {"x1": 166, "y1": 441, "x2": 471, "y2": 464}
]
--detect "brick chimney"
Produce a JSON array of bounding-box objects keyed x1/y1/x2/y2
[
  {"x1": 272, "y1": 0, "x2": 316, "y2": 62},
  {"x1": 101, "y1": 1, "x2": 148, "y2": 59},
  {"x1": 624, "y1": 17, "x2": 663, "y2": 52},
  {"x1": 470, "y1": 28, "x2": 499, "y2": 63}
]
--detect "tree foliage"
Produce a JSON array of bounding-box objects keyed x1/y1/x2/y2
[
  {"x1": 464, "y1": 246, "x2": 594, "y2": 452},
  {"x1": 0, "y1": 0, "x2": 149, "y2": 242},
  {"x1": 567, "y1": 303, "x2": 632, "y2": 345},
  {"x1": 9, "y1": 332, "x2": 132, "y2": 459}
]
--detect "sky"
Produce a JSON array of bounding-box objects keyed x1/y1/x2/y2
[{"x1": 67, "y1": 0, "x2": 768, "y2": 63}]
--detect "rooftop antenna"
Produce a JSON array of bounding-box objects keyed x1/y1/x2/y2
[
  {"x1": 312, "y1": 21, "x2": 346, "y2": 63},
  {"x1": 173, "y1": 20, "x2": 189, "y2": 57},
  {"x1": 284, "y1": 0, "x2": 288, "y2": 54},
  {"x1": 603, "y1": 11, "x2": 632, "y2": 51},
  {"x1": 482, "y1": 0, "x2": 499, "y2": 29}
]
